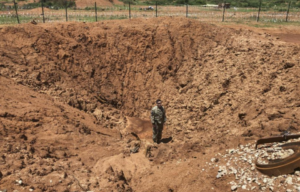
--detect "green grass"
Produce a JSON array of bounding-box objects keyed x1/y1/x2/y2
[
  {"x1": 0, "y1": 4, "x2": 299, "y2": 26},
  {"x1": 59, "y1": 14, "x2": 127, "y2": 22},
  {"x1": 220, "y1": 19, "x2": 300, "y2": 28},
  {"x1": 0, "y1": 15, "x2": 33, "y2": 24}
]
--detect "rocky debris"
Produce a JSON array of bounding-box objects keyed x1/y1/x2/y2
[
  {"x1": 205, "y1": 137, "x2": 300, "y2": 192},
  {"x1": 216, "y1": 166, "x2": 227, "y2": 179},
  {"x1": 231, "y1": 185, "x2": 237, "y2": 191},
  {"x1": 103, "y1": 166, "x2": 132, "y2": 192},
  {"x1": 15, "y1": 179, "x2": 22, "y2": 186},
  {"x1": 257, "y1": 148, "x2": 294, "y2": 165}
]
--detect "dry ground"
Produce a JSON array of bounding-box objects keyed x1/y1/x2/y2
[{"x1": 1, "y1": 18, "x2": 300, "y2": 191}]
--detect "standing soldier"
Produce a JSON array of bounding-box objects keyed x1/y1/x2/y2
[{"x1": 150, "y1": 99, "x2": 167, "y2": 144}]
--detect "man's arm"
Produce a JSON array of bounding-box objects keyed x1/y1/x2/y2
[{"x1": 150, "y1": 109, "x2": 155, "y2": 124}]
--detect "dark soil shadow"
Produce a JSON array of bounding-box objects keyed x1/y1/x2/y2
[{"x1": 160, "y1": 137, "x2": 172, "y2": 144}]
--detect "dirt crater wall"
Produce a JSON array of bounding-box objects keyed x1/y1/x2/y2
[
  {"x1": 2, "y1": 17, "x2": 300, "y2": 192},
  {"x1": 1, "y1": 18, "x2": 300, "y2": 150}
]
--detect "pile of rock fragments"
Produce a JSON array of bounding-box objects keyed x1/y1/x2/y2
[{"x1": 203, "y1": 137, "x2": 300, "y2": 191}]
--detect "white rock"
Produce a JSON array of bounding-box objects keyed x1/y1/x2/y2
[
  {"x1": 231, "y1": 185, "x2": 238, "y2": 191},
  {"x1": 294, "y1": 185, "x2": 300, "y2": 192},
  {"x1": 229, "y1": 167, "x2": 237, "y2": 174},
  {"x1": 286, "y1": 177, "x2": 293, "y2": 185},
  {"x1": 18, "y1": 180, "x2": 22, "y2": 185},
  {"x1": 242, "y1": 185, "x2": 247, "y2": 189},
  {"x1": 216, "y1": 173, "x2": 222, "y2": 178},
  {"x1": 263, "y1": 178, "x2": 268, "y2": 183},
  {"x1": 286, "y1": 189, "x2": 292, "y2": 192}
]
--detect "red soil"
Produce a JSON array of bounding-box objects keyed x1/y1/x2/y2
[{"x1": 1, "y1": 17, "x2": 300, "y2": 191}]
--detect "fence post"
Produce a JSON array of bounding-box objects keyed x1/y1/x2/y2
[
  {"x1": 65, "y1": 0, "x2": 68, "y2": 22},
  {"x1": 95, "y1": 2, "x2": 98, "y2": 22},
  {"x1": 156, "y1": 1, "x2": 157, "y2": 17},
  {"x1": 13, "y1": 0, "x2": 20, "y2": 24},
  {"x1": 129, "y1": 2, "x2": 131, "y2": 19},
  {"x1": 257, "y1": 0, "x2": 262, "y2": 22},
  {"x1": 41, "y1": 0, "x2": 45, "y2": 23},
  {"x1": 186, "y1": 0, "x2": 188, "y2": 18},
  {"x1": 222, "y1": 0, "x2": 226, "y2": 22},
  {"x1": 286, "y1": 1, "x2": 291, "y2": 22}
]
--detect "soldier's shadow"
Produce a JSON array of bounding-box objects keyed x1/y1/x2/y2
[{"x1": 160, "y1": 137, "x2": 172, "y2": 144}]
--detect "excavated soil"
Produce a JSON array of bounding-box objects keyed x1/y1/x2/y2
[{"x1": 1, "y1": 18, "x2": 300, "y2": 192}]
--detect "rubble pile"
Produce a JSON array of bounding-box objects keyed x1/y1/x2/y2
[{"x1": 204, "y1": 137, "x2": 300, "y2": 191}]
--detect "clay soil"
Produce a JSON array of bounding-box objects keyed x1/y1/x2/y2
[{"x1": 1, "y1": 17, "x2": 300, "y2": 192}]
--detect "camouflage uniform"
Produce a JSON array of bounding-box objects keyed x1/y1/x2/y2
[{"x1": 150, "y1": 106, "x2": 167, "y2": 143}]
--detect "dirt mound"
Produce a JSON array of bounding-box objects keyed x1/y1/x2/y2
[
  {"x1": 1, "y1": 17, "x2": 300, "y2": 191},
  {"x1": 0, "y1": 76, "x2": 122, "y2": 191}
]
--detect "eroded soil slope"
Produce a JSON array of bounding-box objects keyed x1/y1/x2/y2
[{"x1": 1, "y1": 18, "x2": 300, "y2": 191}]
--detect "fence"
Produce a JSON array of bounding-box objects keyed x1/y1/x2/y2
[{"x1": 0, "y1": 1, "x2": 299, "y2": 25}]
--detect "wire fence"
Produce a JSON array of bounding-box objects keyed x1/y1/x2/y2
[{"x1": 0, "y1": 1, "x2": 299, "y2": 25}]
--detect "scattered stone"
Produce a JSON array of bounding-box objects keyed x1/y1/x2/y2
[
  {"x1": 209, "y1": 137, "x2": 300, "y2": 192},
  {"x1": 17, "y1": 179, "x2": 22, "y2": 185},
  {"x1": 294, "y1": 185, "x2": 300, "y2": 192},
  {"x1": 231, "y1": 185, "x2": 238, "y2": 191},
  {"x1": 286, "y1": 177, "x2": 293, "y2": 185},
  {"x1": 216, "y1": 166, "x2": 227, "y2": 178}
]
